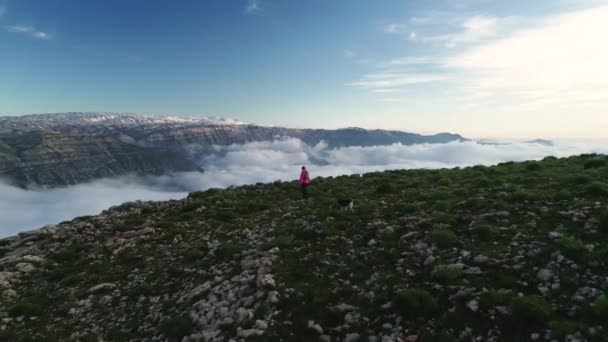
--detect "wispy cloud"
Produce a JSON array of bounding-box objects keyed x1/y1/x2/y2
[
  {"x1": 384, "y1": 23, "x2": 407, "y2": 34},
  {"x1": 245, "y1": 0, "x2": 261, "y2": 14},
  {"x1": 5, "y1": 24, "x2": 51, "y2": 40},
  {"x1": 0, "y1": 5, "x2": 6, "y2": 17},
  {"x1": 425, "y1": 16, "x2": 498, "y2": 48},
  {"x1": 346, "y1": 72, "x2": 446, "y2": 90},
  {"x1": 343, "y1": 49, "x2": 355, "y2": 58}
]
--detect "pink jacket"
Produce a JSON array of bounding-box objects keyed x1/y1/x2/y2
[{"x1": 299, "y1": 170, "x2": 310, "y2": 185}]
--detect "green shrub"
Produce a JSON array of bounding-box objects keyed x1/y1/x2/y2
[
  {"x1": 395, "y1": 288, "x2": 438, "y2": 318},
  {"x1": 479, "y1": 290, "x2": 506, "y2": 310},
  {"x1": 53, "y1": 243, "x2": 85, "y2": 263},
  {"x1": 376, "y1": 183, "x2": 395, "y2": 195},
  {"x1": 555, "y1": 236, "x2": 585, "y2": 259},
  {"x1": 511, "y1": 295, "x2": 551, "y2": 324},
  {"x1": 216, "y1": 243, "x2": 246, "y2": 259},
  {"x1": 553, "y1": 190, "x2": 572, "y2": 201},
  {"x1": 181, "y1": 248, "x2": 204, "y2": 262},
  {"x1": 593, "y1": 295, "x2": 608, "y2": 320},
  {"x1": 0, "y1": 247, "x2": 9, "y2": 258},
  {"x1": 584, "y1": 158, "x2": 607, "y2": 170},
  {"x1": 472, "y1": 224, "x2": 499, "y2": 241},
  {"x1": 525, "y1": 162, "x2": 542, "y2": 171},
  {"x1": 511, "y1": 190, "x2": 540, "y2": 202},
  {"x1": 549, "y1": 320, "x2": 581, "y2": 337},
  {"x1": 433, "y1": 265, "x2": 462, "y2": 283},
  {"x1": 160, "y1": 315, "x2": 193, "y2": 339},
  {"x1": 586, "y1": 181, "x2": 608, "y2": 197},
  {"x1": 430, "y1": 229, "x2": 458, "y2": 248},
  {"x1": 8, "y1": 294, "x2": 49, "y2": 317},
  {"x1": 600, "y1": 209, "x2": 608, "y2": 233},
  {"x1": 273, "y1": 234, "x2": 295, "y2": 248}
]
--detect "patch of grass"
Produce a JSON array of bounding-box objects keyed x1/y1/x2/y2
[
  {"x1": 273, "y1": 234, "x2": 295, "y2": 248},
  {"x1": 593, "y1": 295, "x2": 608, "y2": 321},
  {"x1": 8, "y1": 293, "x2": 49, "y2": 317},
  {"x1": 511, "y1": 295, "x2": 551, "y2": 324},
  {"x1": 180, "y1": 248, "x2": 204, "y2": 263},
  {"x1": 0, "y1": 247, "x2": 9, "y2": 258},
  {"x1": 599, "y1": 209, "x2": 608, "y2": 234},
  {"x1": 555, "y1": 236, "x2": 585, "y2": 259},
  {"x1": 432, "y1": 265, "x2": 462, "y2": 283},
  {"x1": 375, "y1": 183, "x2": 395, "y2": 195},
  {"x1": 160, "y1": 315, "x2": 193, "y2": 340},
  {"x1": 549, "y1": 320, "x2": 581, "y2": 338},
  {"x1": 584, "y1": 158, "x2": 607, "y2": 170},
  {"x1": 479, "y1": 290, "x2": 506, "y2": 311},
  {"x1": 525, "y1": 162, "x2": 542, "y2": 171},
  {"x1": 395, "y1": 288, "x2": 438, "y2": 318},
  {"x1": 52, "y1": 243, "x2": 86, "y2": 263},
  {"x1": 585, "y1": 181, "x2": 608, "y2": 197},
  {"x1": 216, "y1": 243, "x2": 246, "y2": 259},
  {"x1": 430, "y1": 229, "x2": 458, "y2": 249},
  {"x1": 472, "y1": 223, "x2": 499, "y2": 241}
]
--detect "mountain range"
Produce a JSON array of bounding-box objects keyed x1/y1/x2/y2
[{"x1": 0, "y1": 112, "x2": 467, "y2": 188}]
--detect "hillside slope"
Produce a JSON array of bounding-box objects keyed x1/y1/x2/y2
[
  {"x1": 1, "y1": 155, "x2": 608, "y2": 341},
  {"x1": 0, "y1": 131, "x2": 202, "y2": 188}
]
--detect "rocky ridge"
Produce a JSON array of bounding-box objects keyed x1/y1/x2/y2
[
  {"x1": 1, "y1": 154, "x2": 608, "y2": 341},
  {"x1": 0, "y1": 112, "x2": 466, "y2": 188}
]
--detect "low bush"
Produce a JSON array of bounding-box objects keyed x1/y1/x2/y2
[
  {"x1": 593, "y1": 295, "x2": 608, "y2": 321},
  {"x1": 586, "y1": 181, "x2": 608, "y2": 197},
  {"x1": 472, "y1": 224, "x2": 499, "y2": 241},
  {"x1": 584, "y1": 158, "x2": 607, "y2": 170},
  {"x1": 479, "y1": 290, "x2": 506, "y2": 310},
  {"x1": 181, "y1": 248, "x2": 204, "y2": 262},
  {"x1": 599, "y1": 209, "x2": 608, "y2": 233},
  {"x1": 216, "y1": 243, "x2": 246, "y2": 259},
  {"x1": 430, "y1": 229, "x2": 458, "y2": 249},
  {"x1": 549, "y1": 320, "x2": 581, "y2": 337},
  {"x1": 555, "y1": 236, "x2": 585, "y2": 259},
  {"x1": 433, "y1": 265, "x2": 462, "y2": 283},
  {"x1": 160, "y1": 315, "x2": 193, "y2": 340},
  {"x1": 511, "y1": 295, "x2": 551, "y2": 324},
  {"x1": 395, "y1": 288, "x2": 438, "y2": 318},
  {"x1": 376, "y1": 183, "x2": 395, "y2": 195}
]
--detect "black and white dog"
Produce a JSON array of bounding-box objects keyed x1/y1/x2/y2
[{"x1": 337, "y1": 199, "x2": 354, "y2": 211}]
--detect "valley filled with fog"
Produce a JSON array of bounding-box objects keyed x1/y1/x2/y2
[{"x1": 1, "y1": 138, "x2": 607, "y2": 237}]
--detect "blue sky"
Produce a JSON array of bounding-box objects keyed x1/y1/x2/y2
[{"x1": 0, "y1": 0, "x2": 606, "y2": 138}]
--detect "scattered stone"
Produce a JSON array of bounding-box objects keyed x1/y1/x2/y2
[
  {"x1": 537, "y1": 269, "x2": 555, "y2": 282},
  {"x1": 466, "y1": 300, "x2": 479, "y2": 312},
  {"x1": 87, "y1": 283, "x2": 115, "y2": 294}
]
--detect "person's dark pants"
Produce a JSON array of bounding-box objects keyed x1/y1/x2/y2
[{"x1": 301, "y1": 184, "x2": 309, "y2": 199}]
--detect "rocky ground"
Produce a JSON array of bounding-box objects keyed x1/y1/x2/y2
[{"x1": 1, "y1": 154, "x2": 608, "y2": 341}]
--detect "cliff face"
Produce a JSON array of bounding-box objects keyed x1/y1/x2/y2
[
  {"x1": 0, "y1": 113, "x2": 467, "y2": 188},
  {"x1": 0, "y1": 131, "x2": 202, "y2": 188}
]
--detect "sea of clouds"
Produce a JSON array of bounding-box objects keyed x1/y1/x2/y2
[{"x1": 1, "y1": 138, "x2": 607, "y2": 237}]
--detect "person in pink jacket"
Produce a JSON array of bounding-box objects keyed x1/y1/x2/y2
[{"x1": 299, "y1": 166, "x2": 311, "y2": 199}]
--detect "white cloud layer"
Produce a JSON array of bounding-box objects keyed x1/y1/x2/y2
[
  {"x1": 1, "y1": 138, "x2": 607, "y2": 238},
  {"x1": 5, "y1": 24, "x2": 51, "y2": 39},
  {"x1": 445, "y1": 5, "x2": 608, "y2": 109}
]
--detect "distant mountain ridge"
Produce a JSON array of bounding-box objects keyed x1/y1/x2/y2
[{"x1": 0, "y1": 112, "x2": 467, "y2": 188}]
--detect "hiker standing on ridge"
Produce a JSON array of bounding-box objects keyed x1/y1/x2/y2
[{"x1": 299, "y1": 166, "x2": 311, "y2": 199}]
